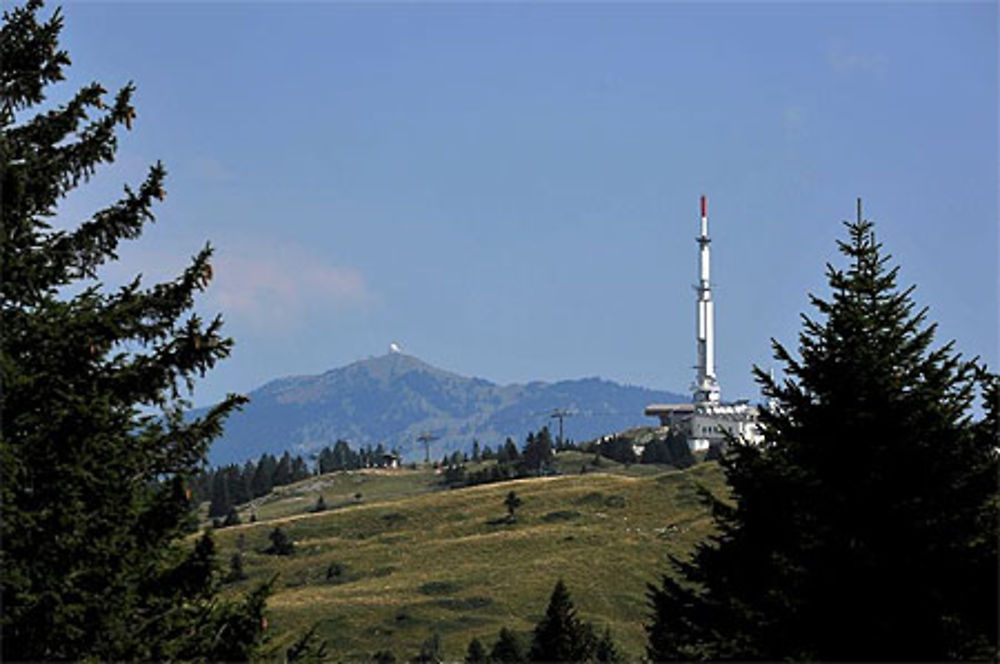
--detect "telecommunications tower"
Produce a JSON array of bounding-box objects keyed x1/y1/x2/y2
[
  {"x1": 644, "y1": 195, "x2": 762, "y2": 451},
  {"x1": 694, "y1": 195, "x2": 721, "y2": 405}
]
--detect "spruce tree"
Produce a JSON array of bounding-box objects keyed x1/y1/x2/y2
[
  {"x1": 273, "y1": 451, "x2": 293, "y2": 486},
  {"x1": 528, "y1": 579, "x2": 596, "y2": 663},
  {"x1": 464, "y1": 636, "x2": 488, "y2": 663},
  {"x1": 266, "y1": 526, "x2": 295, "y2": 556},
  {"x1": 646, "y1": 203, "x2": 998, "y2": 661},
  {"x1": 594, "y1": 626, "x2": 623, "y2": 663},
  {"x1": 252, "y1": 452, "x2": 276, "y2": 496},
  {"x1": 0, "y1": 2, "x2": 266, "y2": 658},
  {"x1": 490, "y1": 627, "x2": 526, "y2": 664},
  {"x1": 209, "y1": 468, "x2": 232, "y2": 518}
]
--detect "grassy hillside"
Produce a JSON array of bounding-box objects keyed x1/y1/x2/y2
[{"x1": 209, "y1": 453, "x2": 727, "y2": 661}]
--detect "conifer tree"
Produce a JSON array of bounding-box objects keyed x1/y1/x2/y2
[
  {"x1": 646, "y1": 203, "x2": 998, "y2": 661},
  {"x1": 273, "y1": 451, "x2": 293, "y2": 486},
  {"x1": 227, "y1": 551, "x2": 247, "y2": 583},
  {"x1": 490, "y1": 627, "x2": 526, "y2": 664},
  {"x1": 209, "y1": 465, "x2": 232, "y2": 520},
  {"x1": 528, "y1": 579, "x2": 596, "y2": 663},
  {"x1": 0, "y1": 2, "x2": 266, "y2": 658},
  {"x1": 594, "y1": 626, "x2": 623, "y2": 663},
  {"x1": 252, "y1": 452, "x2": 276, "y2": 496},
  {"x1": 464, "y1": 636, "x2": 488, "y2": 663},
  {"x1": 266, "y1": 526, "x2": 295, "y2": 555},
  {"x1": 223, "y1": 506, "x2": 242, "y2": 528},
  {"x1": 504, "y1": 490, "x2": 522, "y2": 522}
]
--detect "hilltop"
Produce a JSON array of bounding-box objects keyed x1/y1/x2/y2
[
  {"x1": 206, "y1": 353, "x2": 685, "y2": 466},
  {"x1": 209, "y1": 452, "x2": 727, "y2": 661}
]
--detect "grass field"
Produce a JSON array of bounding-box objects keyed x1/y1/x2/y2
[{"x1": 209, "y1": 452, "x2": 727, "y2": 661}]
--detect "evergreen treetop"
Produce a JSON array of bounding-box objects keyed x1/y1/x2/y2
[
  {"x1": 1, "y1": 1, "x2": 265, "y2": 658},
  {"x1": 646, "y1": 202, "x2": 998, "y2": 661},
  {"x1": 529, "y1": 579, "x2": 596, "y2": 663},
  {"x1": 490, "y1": 627, "x2": 526, "y2": 664}
]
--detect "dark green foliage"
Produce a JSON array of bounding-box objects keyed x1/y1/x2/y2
[
  {"x1": 273, "y1": 451, "x2": 293, "y2": 487},
  {"x1": 371, "y1": 649, "x2": 398, "y2": 664},
  {"x1": 315, "y1": 438, "x2": 399, "y2": 473},
  {"x1": 312, "y1": 494, "x2": 327, "y2": 513},
  {"x1": 528, "y1": 579, "x2": 597, "y2": 663},
  {"x1": 194, "y1": 578, "x2": 273, "y2": 662},
  {"x1": 0, "y1": 1, "x2": 267, "y2": 659},
  {"x1": 196, "y1": 450, "x2": 310, "y2": 508},
  {"x1": 411, "y1": 632, "x2": 442, "y2": 664},
  {"x1": 222, "y1": 505, "x2": 242, "y2": 528},
  {"x1": 646, "y1": 206, "x2": 999, "y2": 661},
  {"x1": 442, "y1": 461, "x2": 467, "y2": 487},
  {"x1": 521, "y1": 427, "x2": 554, "y2": 472},
  {"x1": 227, "y1": 551, "x2": 247, "y2": 583},
  {"x1": 596, "y1": 435, "x2": 637, "y2": 464},
  {"x1": 490, "y1": 628, "x2": 526, "y2": 664},
  {"x1": 639, "y1": 431, "x2": 694, "y2": 468},
  {"x1": 444, "y1": 428, "x2": 555, "y2": 489},
  {"x1": 285, "y1": 624, "x2": 329, "y2": 664},
  {"x1": 209, "y1": 466, "x2": 233, "y2": 517},
  {"x1": 594, "y1": 626, "x2": 623, "y2": 663},
  {"x1": 465, "y1": 636, "x2": 488, "y2": 663},
  {"x1": 265, "y1": 527, "x2": 295, "y2": 556},
  {"x1": 504, "y1": 490, "x2": 522, "y2": 521},
  {"x1": 497, "y1": 437, "x2": 520, "y2": 464},
  {"x1": 252, "y1": 453, "x2": 277, "y2": 497}
]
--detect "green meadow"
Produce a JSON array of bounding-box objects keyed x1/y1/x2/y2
[{"x1": 208, "y1": 453, "x2": 726, "y2": 661}]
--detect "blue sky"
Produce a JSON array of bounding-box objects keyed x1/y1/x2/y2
[{"x1": 50, "y1": 1, "x2": 997, "y2": 408}]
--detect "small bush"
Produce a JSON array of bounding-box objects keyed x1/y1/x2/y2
[
  {"x1": 265, "y1": 527, "x2": 295, "y2": 555},
  {"x1": 418, "y1": 580, "x2": 461, "y2": 596},
  {"x1": 541, "y1": 510, "x2": 581, "y2": 522}
]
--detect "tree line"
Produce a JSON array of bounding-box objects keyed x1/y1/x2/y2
[
  {"x1": 590, "y1": 431, "x2": 694, "y2": 467},
  {"x1": 194, "y1": 451, "x2": 311, "y2": 519},
  {"x1": 440, "y1": 427, "x2": 560, "y2": 488},
  {"x1": 193, "y1": 439, "x2": 403, "y2": 521}
]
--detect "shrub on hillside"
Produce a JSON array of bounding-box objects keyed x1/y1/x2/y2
[{"x1": 264, "y1": 527, "x2": 295, "y2": 556}]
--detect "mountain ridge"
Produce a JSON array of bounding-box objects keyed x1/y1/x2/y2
[{"x1": 205, "y1": 352, "x2": 686, "y2": 466}]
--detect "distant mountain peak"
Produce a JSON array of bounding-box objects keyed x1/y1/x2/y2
[
  {"x1": 206, "y1": 353, "x2": 686, "y2": 466},
  {"x1": 340, "y1": 352, "x2": 463, "y2": 384}
]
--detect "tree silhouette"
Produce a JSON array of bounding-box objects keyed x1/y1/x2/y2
[
  {"x1": 647, "y1": 204, "x2": 998, "y2": 661},
  {"x1": 0, "y1": 1, "x2": 265, "y2": 658},
  {"x1": 489, "y1": 628, "x2": 525, "y2": 664},
  {"x1": 504, "y1": 490, "x2": 522, "y2": 522},
  {"x1": 529, "y1": 579, "x2": 596, "y2": 662},
  {"x1": 464, "y1": 637, "x2": 487, "y2": 663}
]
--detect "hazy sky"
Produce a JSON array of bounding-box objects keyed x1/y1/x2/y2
[{"x1": 49, "y1": 1, "x2": 997, "y2": 408}]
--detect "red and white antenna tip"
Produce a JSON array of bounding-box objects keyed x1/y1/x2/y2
[{"x1": 700, "y1": 195, "x2": 707, "y2": 218}]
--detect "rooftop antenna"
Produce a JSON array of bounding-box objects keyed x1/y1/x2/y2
[
  {"x1": 417, "y1": 431, "x2": 438, "y2": 464},
  {"x1": 549, "y1": 408, "x2": 574, "y2": 447}
]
